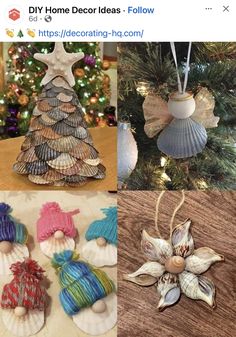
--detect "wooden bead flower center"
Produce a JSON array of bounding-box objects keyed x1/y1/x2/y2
[{"x1": 165, "y1": 256, "x2": 186, "y2": 274}]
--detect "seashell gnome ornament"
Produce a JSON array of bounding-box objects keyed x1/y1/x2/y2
[
  {"x1": 13, "y1": 42, "x2": 106, "y2": 186},
  {"x1": 1, "y1": 259, "x2": 48, "y2": 337},
  {"x1": 37, "y1": 202, "x2": 80, "y2": 258},
  {"x1": 143, "y1": 42, "x2": 220, "y2": 159},
  {"x1": 82, "y1": 206, "x2": 117, "y2": 267},
  {"x1": 0, "y1": 202, "x2": 29, "y2": 275},
  {"x1": 52, "y1": 250, "x2": 117, "y2": 335}
]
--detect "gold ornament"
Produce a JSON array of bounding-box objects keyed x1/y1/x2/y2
[
  {"x1": 102, "y1": 60, "x2": 110, "y2": 70},
  {"x1": 74, "y1": 68, "x2": 85, "y2": 78},
  {"x1": 90, "y1": 96, "x2": 98, "y2": 104},
  {"x1": 18, "y1": 94, "x2": 29, "y2": 106},
  {"x1": 103, "y1": 75, "x2": 110, "y2": 85},
  {"x1": 0, "y1": 105, "x2": 5, "y2": 114}
]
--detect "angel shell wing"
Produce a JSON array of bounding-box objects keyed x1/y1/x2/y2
[
  {"x1": 192, "y1": 87, "x2": 219, "y2": 128},
  {"x1": 143, "y1": 94, "x2": 173, "y2": 138}
]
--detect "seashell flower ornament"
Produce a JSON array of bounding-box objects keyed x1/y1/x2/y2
[
  {"x1": 82, "y1": 206, "x2": 117, "y2": 267},
  {"x1": 143, "y1": 42, "x2": 220, "y2": 159},
  {"x1": 124, "y1": 191, "x2": 224, "y2": 311},
  {"x1": 1, "y1": 259, "x2": 48, "y2": 336},
  {"x1": 52, "y1": 250, "x2": 117, "y2": 335},
  {"x1": 37, "y1": 202, "x2": 80, "y2": 258},
  {"x1": 0, "y1": 202, "x2": 29, "y2": 275}
]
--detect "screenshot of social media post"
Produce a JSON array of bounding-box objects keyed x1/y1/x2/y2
[{"x1": 0, "y1": 1, "x2": 235, "y2": 337}]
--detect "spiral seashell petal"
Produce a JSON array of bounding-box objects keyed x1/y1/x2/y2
[
  {"x1": 179, "y1": 271, "x2": 216, "y2": 307},
  {"x1": 185, "y1": 247, "x2": 224, "y2": 274},
  {"x1": 156, "y1": 273, "x2": 180, "y2": 311},
  {"x1": 141, "y1": 230, "x2": 173, "y2": 264},
  {"x1": 123, "y1": 262, "x2": 165, "y2": 286},
  {"x1": 171, "y1": 219, "x2": 194, "y2": 257}
]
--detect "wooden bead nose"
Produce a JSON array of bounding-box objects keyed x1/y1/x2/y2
[
  {"x1": 96, "y1": 237, "x2": 107, "y2": 247},
  {"x1": 91, "y1": 299, "x2": 107, "y2": 313},
  {"x1": 14, "y1": 306, "x2": 27, "y2": 317},
  {"x1": 0, "y1": 241, "x2": 13, "y2": 254},
  {"x1": 54, "y1": 230, "x2": 65, "y2": 239},
  {"x1": 165, "y1": 256, "x2": 186, "y2": 274}
]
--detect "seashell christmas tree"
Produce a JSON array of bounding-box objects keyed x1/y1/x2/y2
[{"x1": 13, "y1": 43, "x2": 106, "y2": 186}]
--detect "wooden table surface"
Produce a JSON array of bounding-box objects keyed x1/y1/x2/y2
[
  {"x1": 0, "y1": 127, "x2": 117, "y2": 191},
  {"x1": 118, "y1": 191, "x2": 236, "y2": 337}
]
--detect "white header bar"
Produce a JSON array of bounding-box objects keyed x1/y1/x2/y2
[{"x1": 0, "y1": 0, "x2": 235, "y2": 41}]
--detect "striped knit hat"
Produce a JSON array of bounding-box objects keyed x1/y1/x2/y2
[
  {"x1": 37, "y1": 202, "x2": 79, "y2": 242},
  {"x1": 0, "y1": 202, "x2": 28, "y2": 244},
  {"x1": 1, "y1": 259, "x2": 48, "y2": 310},
  {"x1": 85, "y1": 207, "x2": 117, "y2": 245},
  {"x1": 52, "y1": 250, "x2": 115, "y2": 315}
]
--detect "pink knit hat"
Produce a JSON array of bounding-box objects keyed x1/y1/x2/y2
[{"x1": 37, "y1": 202, "x2": 80, "y2": 242}]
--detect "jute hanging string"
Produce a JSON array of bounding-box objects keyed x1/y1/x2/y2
[{"x1": 154, "y1": 190, "x2": 185, "y2": 239}]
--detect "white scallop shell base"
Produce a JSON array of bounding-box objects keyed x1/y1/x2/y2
[
  {"x1": 0, "y1": 244, "x2": 29, "y2": 275},
  {"x1": 2, "y1": 309, "x2": 45, "y2": 337},
  {"x1": 72, "y1": 293, "x2": 117, "y2": 335},
  {"x1": 40, "y1": 236, "x2": 75, "y2": 258},
  {"x1": 82, "y1": 240, "x2": 117, "y2": 267},
  {"x1": 157, "y1": 117, "x2": 207, "y2": 159}
]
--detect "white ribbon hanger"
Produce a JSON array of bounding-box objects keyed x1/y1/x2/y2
[{"x1": 170, "y1": 42, "x2": 192, "y2": 94}]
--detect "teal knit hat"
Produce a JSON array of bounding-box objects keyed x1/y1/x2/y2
[{"x1": 85, "y1": 207, "x2": 117, "y2": 245}]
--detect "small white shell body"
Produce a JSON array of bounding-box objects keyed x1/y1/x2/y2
[
  {"x1": 185, "y1": 247, "x2": 224, "y2": 274},
  {"x1": 179, "y1": 271, "x2": 215, "y2": 307},
  {"x1": 157, "y1": 118, "x2": 207, "y2": 159},
  {"x1": 157, "y1": 273, "x2": 180, "y2": 311},
  {"x1": 141, "y1": 230, "x2": 173, "y2": 264},
  {"x1": 171, "y1": 219, "x2": 194, "y2": 258},
  {"x1": 72, "y1": 293, "x2": 117, "y2": 335},
  {"x1": 168, "y1": 92, "x2": 196, "y2": 119},
  {"x1": 0, "y1": 244, "x2": 29, "y2": 275},
  {"x1": 124, "y1": 261, "x2": 165, "y2": 286},
  {"x1": 82, "y1": 240, "x2": 117, "y2": 267},
  {"x1": 40, "y1": 236, "x2": 75, "y2": 258},
  {"x1": 2, "y1": 309, "x2": 44, "y2": 337}
]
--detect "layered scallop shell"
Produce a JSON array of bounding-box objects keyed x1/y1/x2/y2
[
  {"x1": 40, "y1": 236, "x2": 75, "y2": 258},
  {"x1": 13, "y1": 76, "x2": 106, "y2": 186},
  {"x1": 72, "y1": 293, "x2": 117, "y2": 335},
  {"x1": 82, "y1": 240, "x2": 117, "y2": 267},
  {"x1": 0, "y1": 244, "x2": 29, "y2": 275},
  {"x1": 157, "y1": 117, "x2": 207, "y2": 159},
  {"x1": 2, "y1": 309, "x2": 45, "y2": 337}
]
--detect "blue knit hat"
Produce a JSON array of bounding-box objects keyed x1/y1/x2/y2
[
  {"x1": 85, "y1": 207, "x2": 117, "y2": 245},
  {"x1": 0, "y1": 202, "x2": 28, "y2": 244}
]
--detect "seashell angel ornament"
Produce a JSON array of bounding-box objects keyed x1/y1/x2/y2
[
  {"x1": 37, "y1": 202, "x2": 80, "y2": 258},
  {"x1": 143, "y1": 42, "x2": 220, "y2": 159},
  {"x1": 13, "y1": 42, "x2": 105, "y2": 186},
  {"x1": 0, "y1": 202, "x2": 29, "y2": 275},
  {"x1": 124, "y1": 191, "x2": 224, "y2": 311}
]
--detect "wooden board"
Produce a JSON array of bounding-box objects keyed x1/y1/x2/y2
[
  {"x1": 0, "y1": 191, "x2": 117, "y2": 337},
  {"x1": 118, "y1": 191, "x2": 236, "y2": 337},
  {"x1": 0, "y1": 127, "x2": 117, "y2": 191}
]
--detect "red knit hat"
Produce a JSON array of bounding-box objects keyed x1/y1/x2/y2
[
  {"x1": 1, "y1": 259, "x2": 48, "y2": 310},
  {"x1": 37, "y1": 202, "x2": 80, "y2": 242}
]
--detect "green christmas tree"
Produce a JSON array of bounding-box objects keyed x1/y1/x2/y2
[
  {"x1": 118, "y1": 42, "x2": 236, "y2": 190},
  {"x1": 0, "y1": 42, "x2": 111, "y2": 138}
]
